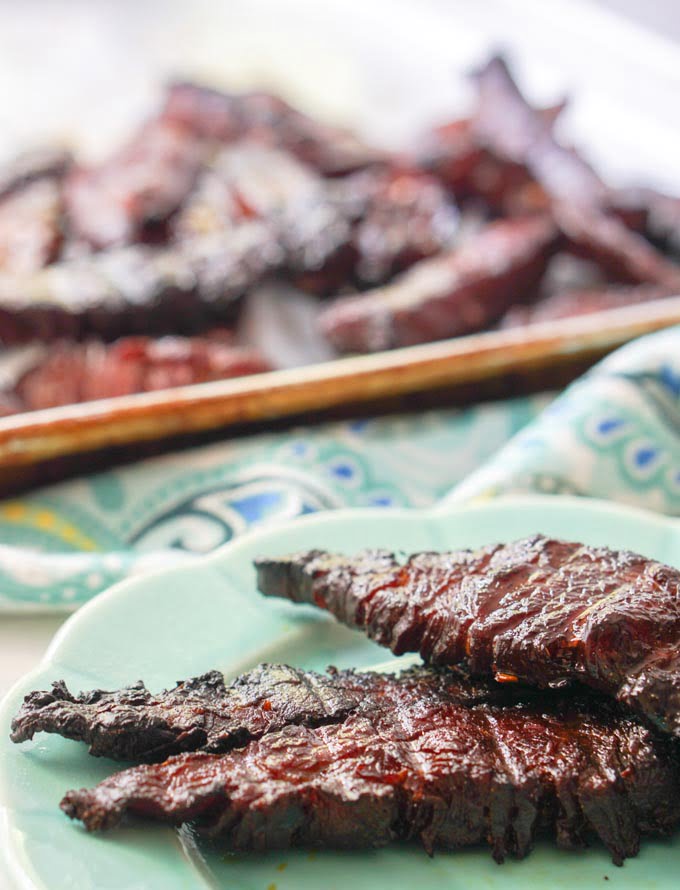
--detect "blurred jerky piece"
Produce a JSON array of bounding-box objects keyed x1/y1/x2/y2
[
  {"x1": 174, "y1": 142, "x2": 355, "y2": 291},
  {"x1": 0, "y1": 222, "x2": 281, "y2": 344},
  {"x1": 161, "y1": 82, "x2": 385, "y2": 176},
  {"x1": 175, "y1": 146, "x2": 458, "y2": 295},
  {"x1": 64, "y1": 119, "x2": 206, "y2": 249},
  {"x1": 421, "y1": 101, "x2": 565, "y2": 210},
  {"x1": 0, "y1": 148, "x2": 72, "y2": 200},
  {"x1": 319, "y1": 215, "x2": 557, "y2": 353},
  {"x1": 338, "y1": 165, "x2": 459, "y2": 288},
  {"x1": 471, "y1": 55, "x2": 607, "y2": 208},
  {"x1": 297, "y1": 164, "x2": 460, "y2": 295},
  {"x1": 554, "y1": 202, "x2": 680, "y2": 287},
  {"x1": 0, "y1": 329, "x2": 270, "y2": 414},
  {"x1": 502, "y1": 284, "x2": 678, "y2": 327},
  {"x1": 468, "y1": 57, "x2": 680, "y2": 285}
]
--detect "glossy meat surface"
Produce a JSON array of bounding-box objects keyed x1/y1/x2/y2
[
  {"x1": 318, "y1": 215, "x2": 557, "y2": 352},
  {"x1": 64, "y1": 119, "x2": 205, "y2": 249},
  {"x1": 470, "y1": 56, "x2": 607, "y2": 209},
  {"x1": 0, "y1": 331, "x2": 270, "y2": 414},
  {"x1": 59, "y1": 664, "x2": 680, "y2": 864},
  {"x1": 11, "y1": 665, "x2": 364, "y2": 760},
  {"x1": 0, "y1": 222, "x2": 281, "y2": 344},
  {"x1": 554, "y1": 203, "x2": 680, "y2": 288},
  {"x1": 256, "y1": 535, "x2": 680, "y2": 736},
  {"x1": 161, "y1": 82, "x2": 385, "y2": 176},
  {"x1": 173, "y1": 142, "x2": 354, "y2": 291}
]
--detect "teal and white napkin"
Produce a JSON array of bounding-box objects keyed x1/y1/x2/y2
[{"x1": 1, "y1": 324, "x2": 679, "y2": 611}]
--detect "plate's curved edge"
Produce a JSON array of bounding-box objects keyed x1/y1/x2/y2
[
  {"x1": 2, "y1": 493, "x2": 676, "y2": 715},
  {"x1": 2, "y1": 493, "x2": 680, "y2": 890}
]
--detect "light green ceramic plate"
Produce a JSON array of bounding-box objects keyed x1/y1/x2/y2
[{"x1": 2, "y1": 495, "x2": 680, "y2": 889}]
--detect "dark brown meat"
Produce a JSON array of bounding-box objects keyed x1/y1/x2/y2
[
  {"x1": 256, "y1": 535, "x2": 680, "y2": 738},
  {"x1": 174, "y1": 147, "x2": 458, "y2": 295},
  {"x1": 173, "y1": 142, "x2": 355, "y2": 291},
  {"x1": 501, "y1": 284, "x2": 678, "y2": 326},
  {"x1": 338, "y1": 166, "x2": 459, "y2": 289},
  {"x1": 318, "y1": 215, "x2": 557, "y2": 352},
  {"x1": 0, "y1": 331, "x2": 270, "y2": 413},
  {"x1": 59, "y1": 664, "x2": 680, "y2": 864},
  {"x1": 161, "y1": 82, "x2": 385, "y2": 176},
  {"x1": 554, "y1": 202, "x2": 680, "y2": 287},
  {"x1": 0, "y1": 222, "x2": 281, "y2": 344},
  {"x1": 64, "y1": 119, "x2": 205, "y2": 249},
  {"x1": 471, "y1": 55, "x2": 607, "y2": 209},
  {"x1": 11, "y1": 665, "x2": 365, "y2": 761},
  {"x1": 420, "y1": 98, "x2": 566, "y2": 210}
]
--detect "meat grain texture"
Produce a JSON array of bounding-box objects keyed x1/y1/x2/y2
[
  {"x1": 257, "y1": 534, "x2": 680, "y2": 737},
  {"x1": 54, "y1": 666, "x2": 680, "y2": 864}
]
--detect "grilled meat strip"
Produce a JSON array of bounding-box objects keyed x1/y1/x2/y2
[
  {"x1": 501, "y1": 284, "x2": 678, "y2": 326},
  {"x1": 0, "y1": 331, "x2": 270, "y2": 415},
  {"x1": 58, "y1": 664, "x2": 680, "y2": 864},
  {"x1": 470, "y1": 56, "x2": 607, "y2": 209},
  {"x1": 10, "y1": 664, "x2": 367, "y2": 762},
  {"x1": 318, "y1": 215, "x2": 557, "y2": 353},
  {"x1": 174, "y1": 145, "x2": 458, "y2": 295},
  {"x1": 161, "y1": 82, "x2": 385, "y2": 176},
  {"x1": 173, "y1": 142, "x2": 356, "y2": 293},
  {"x1": 420, "y1": 87, "x2": 566, "y2": 209},
  {"x1": 0, "y1": 222, "x2": 281, "y2": 344},
  {"x1": 554, "y1": 202, "x2": 680, "y2": 288},
  {"x1": 64, "y1": 119, "x2": 205, "y2": 249},
  {"x1": 256, "y1": 535, "x2": 680, "y2": 737}
]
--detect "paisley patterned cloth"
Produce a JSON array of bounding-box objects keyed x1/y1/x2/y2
[{"x1": 1, "y1": 324, "x2": 679, "y2": 611}]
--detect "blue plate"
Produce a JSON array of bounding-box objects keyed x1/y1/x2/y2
[{"x1": 2, "y1": 495, "x2": 679, "y2": 888}]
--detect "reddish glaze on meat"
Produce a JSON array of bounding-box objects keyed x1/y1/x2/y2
[
  {"x1": 0, "y1": 222, "x2": 281, "y2": 344},
  {"x1": 174, "y1": 149, "x2": 458, "y2": 296},
  {"x1": 338, "y1": 165, "x2": 459, "y2": 288},
  {"x1": 470, "y1": 56, "x2": 607, "y2": 209},
  {"x1": 64, "y1": 119, "x2": 205, "y2": 249},
  {"x1": 256, "y1": 535, "x2": 680, "y2": 737},
  {"x1": 554, "y1": 203, "x2": 680, "y2": 288},
  {"x1": 173, "y1": 142, "x2": 355, "y2": 290},
  {"x1": 59, "y1": 664, "x2": 680, "y2": 865},
  {"x1": 161, "y1": 82, "x2": 386, "y2": 176},
  {"x1": 420, "y1": 98, "x2": 565, "y2": 211},
  {"x1": 318, "y1": 215, "x2": 557, "y2": 352},
  {"x1": 0, "y1": 331, "x2": 270, "y2": 413}
]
